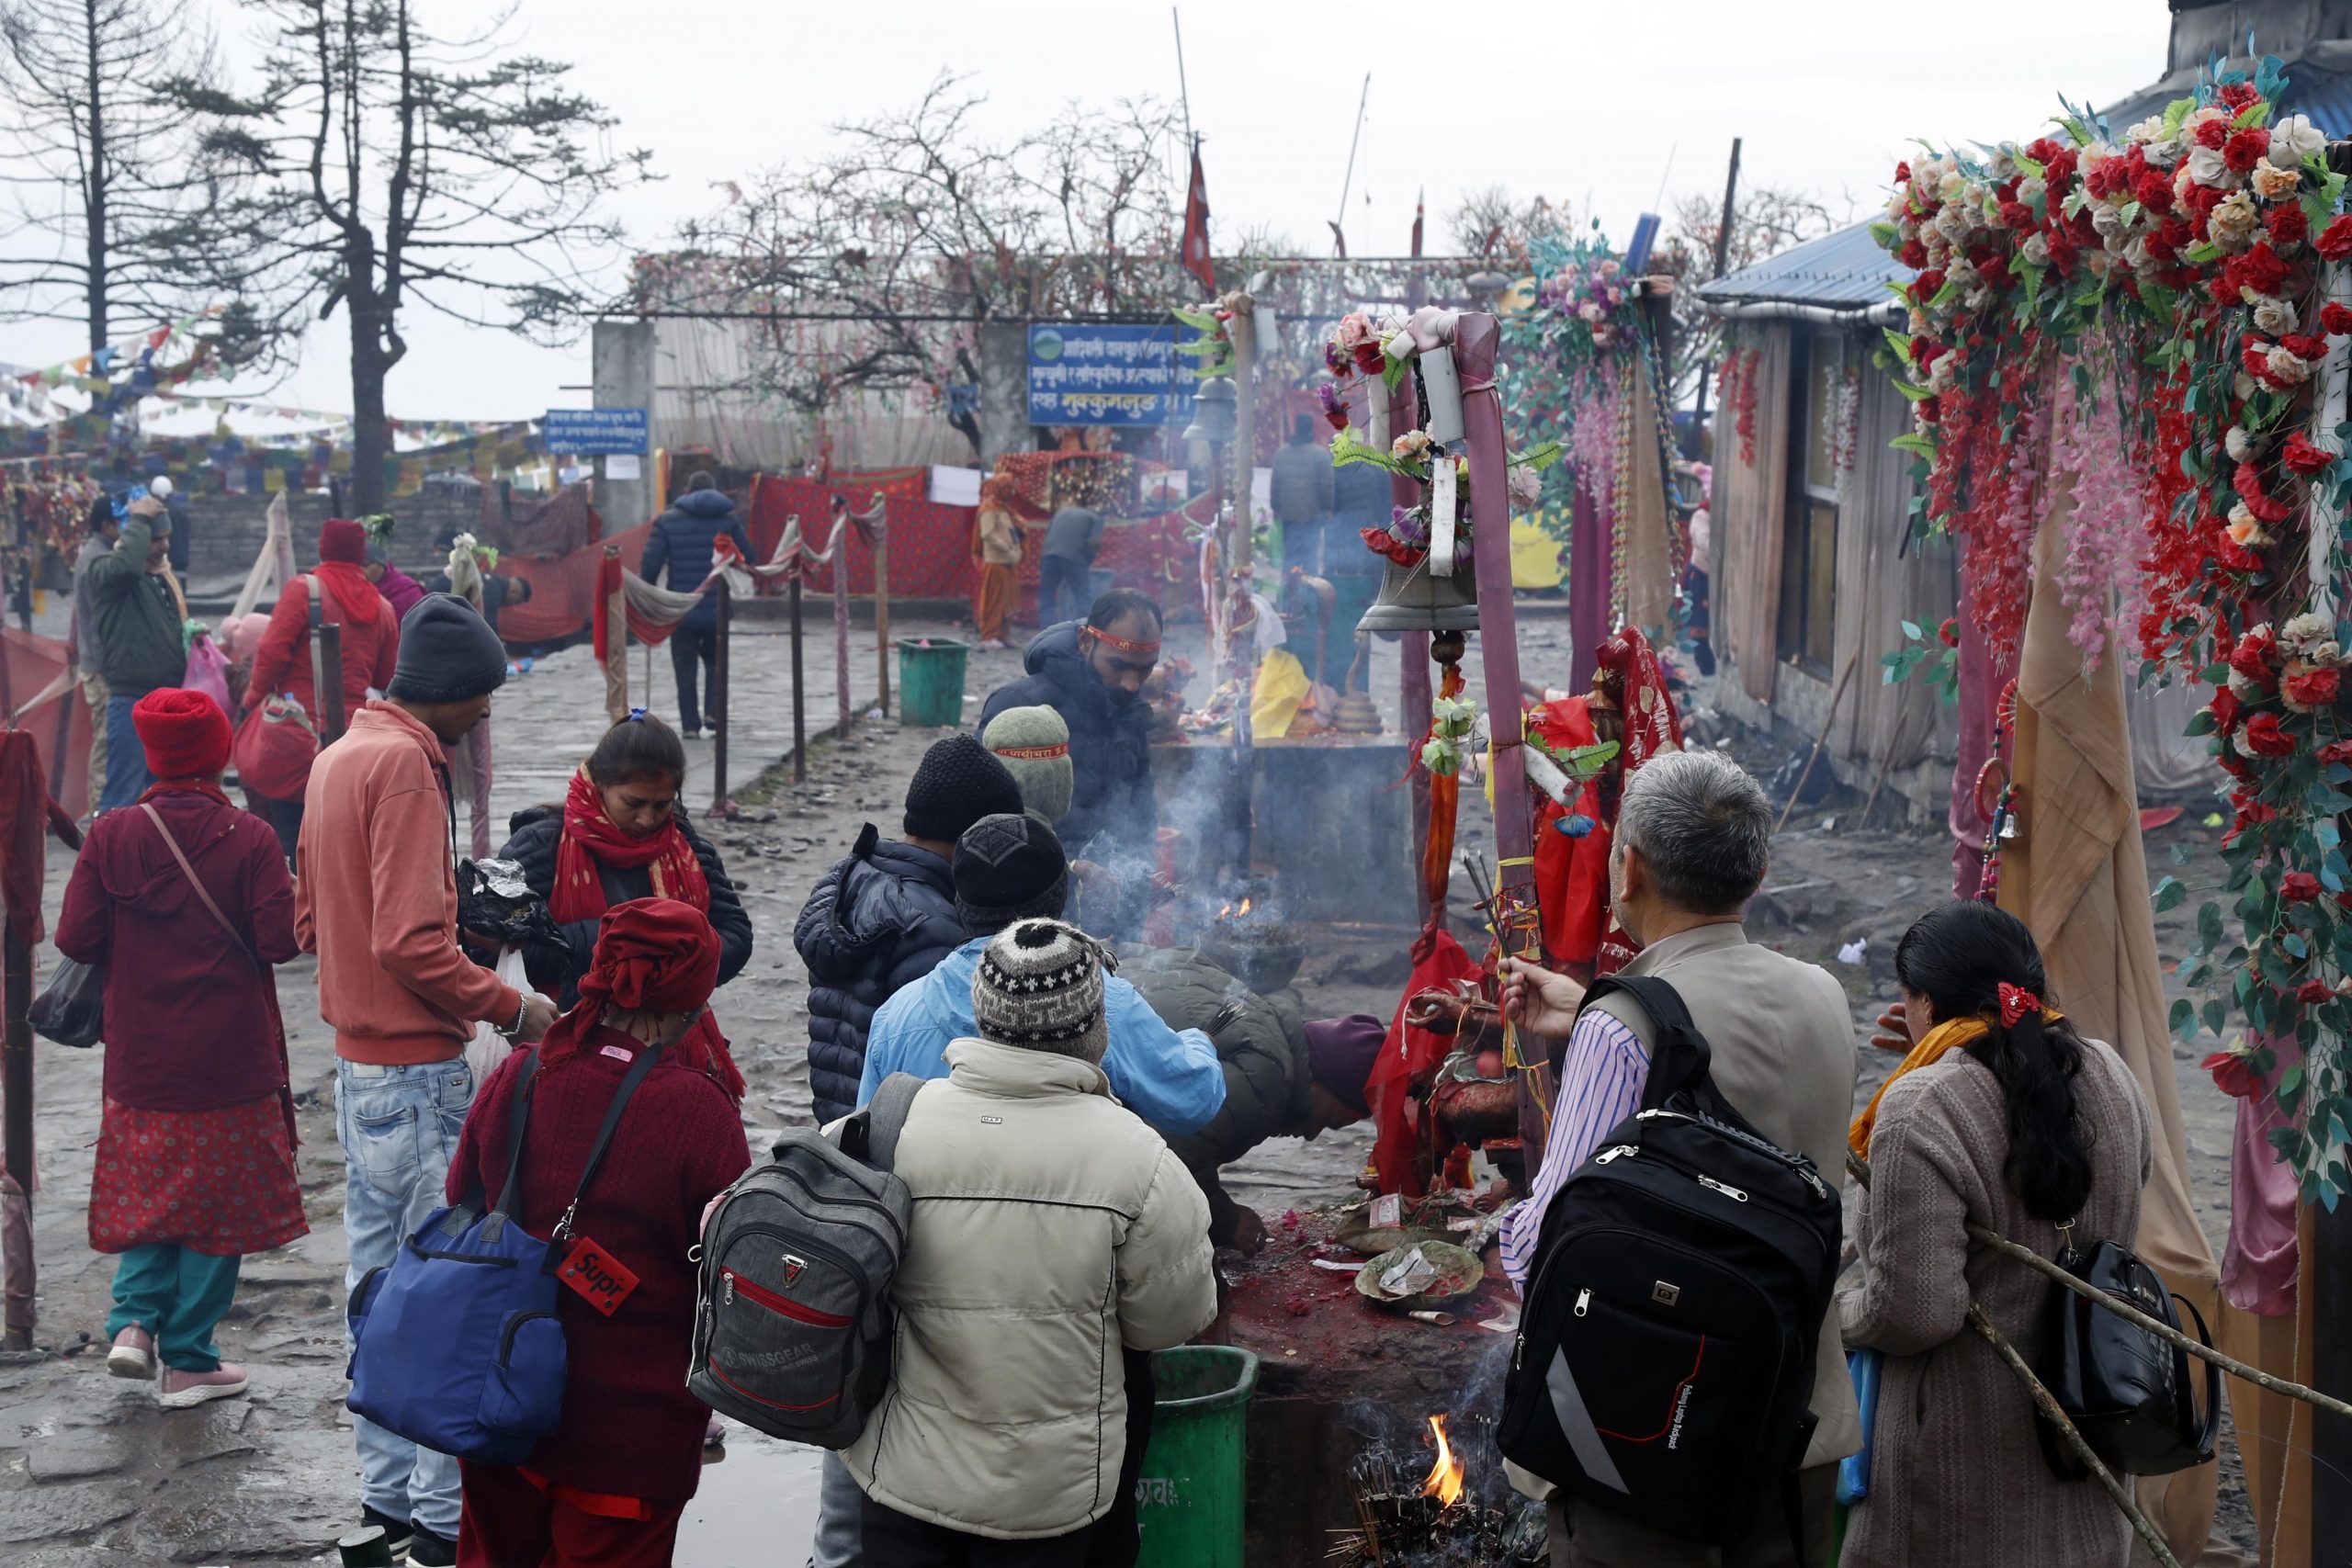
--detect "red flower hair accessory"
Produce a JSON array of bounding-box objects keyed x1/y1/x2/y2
[{"x1": 1996, "y1": 982, "x2": 2041, "y2": 1028}]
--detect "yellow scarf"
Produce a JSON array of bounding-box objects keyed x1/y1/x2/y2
[{"x1": 1845, "y1": 1009, "x2": 2066, "y2": 1158}]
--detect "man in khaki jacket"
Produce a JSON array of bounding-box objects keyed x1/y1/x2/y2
[
  {"x1": 1500, "y1": 749, "x2": 1860, "y2": 1568},
  {"x1": 846, "y1": 918, "x2": 1216, "y2": 1563}
]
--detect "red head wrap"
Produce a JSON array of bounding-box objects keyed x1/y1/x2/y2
[
  {"x1": 132, "y1": 688, "x2": 232, "y2": 782},
  {"x1": 579, "y1": 897, "x2": 720, "y2": 1016},
  {"x1": 320, "y1": 518, "x2": 369, "y2": 565}
]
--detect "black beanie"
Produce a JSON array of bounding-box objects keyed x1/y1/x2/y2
[
  {"x1": 905, "y1": 733, "x2": 1023, "y2": 843},
  {"x1": 387, "y1": 593, "x2": 509, "y2": 705},
  {"x1": 954, "y1": 812, "x2": 1070, "y2": 932}
]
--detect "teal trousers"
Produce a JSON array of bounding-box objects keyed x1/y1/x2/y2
[{"x1": 106, "y1": 1245, "x2": 241, "y2": 1372}]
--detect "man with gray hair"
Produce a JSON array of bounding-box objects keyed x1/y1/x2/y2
[{"x1": 1498, "y1": 749, "x2": 1860, "y2": 1566}]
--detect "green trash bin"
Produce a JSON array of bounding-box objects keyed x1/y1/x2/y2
[
  {"x1": 895, "y1": 637, "x2": 971, "y2": 728},
  {"x1": 1136, "y1": 1346, "x2": 1259, "y2": 1568}
]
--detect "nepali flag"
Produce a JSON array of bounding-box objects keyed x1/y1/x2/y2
[{"x1": 1182, "y1": 141, "x2": 1215, "y2": 295}]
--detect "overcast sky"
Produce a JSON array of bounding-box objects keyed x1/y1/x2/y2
[{"x1": 3, "y1": 0, "x2": 2172, "y2": 422}]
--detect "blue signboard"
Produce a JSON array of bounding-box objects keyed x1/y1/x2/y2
[
  {"x1": 543, "y1": 407, "x2": 649, "y2": 454},
  {"x1": 1026, "y1": 325, "x2": 1198, "y2": 427}
]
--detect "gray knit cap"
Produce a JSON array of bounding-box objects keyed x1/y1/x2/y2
[
  {"x1": 982, "y1": 705, "x2": 1074, "y2": 826},
  {"x1": 971, "y1": 919, "x2": 1114, "y2": 1064}
]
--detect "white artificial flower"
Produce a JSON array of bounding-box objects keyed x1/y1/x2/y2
[
  {"x1": 2273, "y1": 114, "x2": 2327, "y2": 168},
  {"x1": 2252, "y1": 164, "x2": 2303, "y2": 201},
  {"x1": 2188, "y1": 105, "x2": 2229, "y2": 133},
  {"x1": 2019, "y1": 176, "x2": 2048, "y2": 202},
  {"x1": 2226, "y1": 425, "x2": 2255, "y2": 461},
  {"x1": 2188, "y1": 145, "x2": 2236, "y2": 188},
  {"x1": 2145, "y1": 136, "x2": 2184, "y2": 169},
  {"x1": 2235, "y1": 370, "x2": 2259, "y2": 400},
  {"x1": 2311, "y1": 640, "x2": 2346, "y2": 669},
  {"x1": 2022, "y1": 233, "x2": 2052, "y2": 267},
  {"x1": 2106, "y1": 229, "x2": 2132, "y2": 255},
  {"x1": 2091, "y1": 203, "x2": 2126, "y2": 238},
  {"x1": 2283, "y1": 610, "x2": 2333, "y2": 649},
  {"x1": 2211, "y1": 191, "x2": 2261, "y2": 248},
  {"x1": 2269, "y1": 344, "x2": 2317, "y2": 384},
  {"x1": 1935, "y1": 205, "x2": 1974, "y2": 245},
  {"x1": 1991, "y1": 150, "x2": 2020, "y2": 180},
  {"x1": 2230, "y1": 670, "x2": 2271, "y2": 706},
  {"x1": 2254, "y1": 296, "x2": 2301, "y2": 335},
  {"x1": 1938, "y1": 170, "x2": 1967, "y2": 203},
  {"x1": 2126, "y1": 116, "x2": 2166, "y2": 145}
]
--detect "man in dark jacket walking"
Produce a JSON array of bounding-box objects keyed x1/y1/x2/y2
[
  {"x1": 640, "y1": 472, "x2": 753, "y2": 737},
  {"x1": 86, "y1": 495, "x2": 185, "y2": 813},
  {"x1": 793, "y1": 733, "x2": 1023, "y2": 1122},
  {"x1": 978, "y1": 589, "x2": 1160, "y2": 872}
]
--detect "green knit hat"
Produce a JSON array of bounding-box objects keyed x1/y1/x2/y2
[{"x1": 982, "y1": 705, "x2": 1074, "y2": 826}]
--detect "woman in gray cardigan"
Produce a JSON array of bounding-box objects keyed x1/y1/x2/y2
[{"x1": 1838, "y1": 901, "x2": 2153, "y2": 1568}]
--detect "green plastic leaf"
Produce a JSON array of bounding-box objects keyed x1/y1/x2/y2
[
  {"x1": 2203, "y1": 998, "x2": 2228, "y2": 1038},
  {"x1": 2169, "y1": 997, "x2": 2196, "y2": 1035},
  {"x1": 1900, "y1": 619, "x2": 1924, "y2": 641},
  {"x1": 2153, "y1": 875, "x2": 2188, "y2": 913}
]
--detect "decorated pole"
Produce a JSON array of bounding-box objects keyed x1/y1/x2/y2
[
  {"x1": 832, "y1": 502, "x2": 853, "y2": 736},
  {"x1": 710, "y1": 578, "x2": 730, "y2": 814},
  {"x1": 874, "y1": 505, "x2": 891, "y2": 716},
  {"x1": 599, "y1": 546, "x2": 628, "y2": 725},
  {"x1": 790, "y1": 572, "x2": 808, "y2": 785},
  {"x1": 1390, "y1": 374, "x2": 1436, "y2": 926}
]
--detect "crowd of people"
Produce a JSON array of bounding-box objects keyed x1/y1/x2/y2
[{"x1": 50, "y1": 489, "x2": 2164, "y2": 1568}]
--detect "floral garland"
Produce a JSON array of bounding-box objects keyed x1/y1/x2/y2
[
  {"x1": 1876, "y1": 60, "x2": 2352, "y2": 1196},
  {"x1": 1719, "y1": 344, "x2": 1761, "y2": 467}
]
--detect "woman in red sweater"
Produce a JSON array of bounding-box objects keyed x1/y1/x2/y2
[
  {"x1": 242, "y1": 517, "x2": 400, "y2": 856},
  {"x1": 446, "y1": 897, "x2": 750, "y2": 1568}
]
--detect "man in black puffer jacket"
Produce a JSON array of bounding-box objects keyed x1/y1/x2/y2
[
  {"x1": 795, "y1": 734, "x2": 1023, "y2": 1122},
  {"x1": 641, "y1": 472, "x2": 754, "y2": 737}
]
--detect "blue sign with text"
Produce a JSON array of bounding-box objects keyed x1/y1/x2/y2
[
  {"x1": 543, "y1": 407, "x2": 649, "y2": 454},
  {"x1": 1026, "y1": 325, "x2": 1197, "y2": 427}
]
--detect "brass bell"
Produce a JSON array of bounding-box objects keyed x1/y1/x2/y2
[{"x1": 1356, "y1": 552, "x2": 1480, "y2": 637}]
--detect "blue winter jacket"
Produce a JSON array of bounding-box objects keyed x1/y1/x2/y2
[
  {"x1": 856, "y1": 933, "x2": 1226, "y2": 1136},
  {"x1": 641, "y1": 489, "x2": 754, "y2": 627}
]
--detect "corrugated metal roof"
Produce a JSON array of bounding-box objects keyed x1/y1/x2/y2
[
  {"x1": 2101, "y1": 59, "x2": 2352, "y2": 139},
  {"x1": 1698, "y1": 222, "x2": 1905, "y2": 312}
]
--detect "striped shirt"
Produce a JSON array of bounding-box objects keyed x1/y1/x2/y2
[{"x1": 1500, "y1": 1008, "x2": 1649, "y2": 1288}]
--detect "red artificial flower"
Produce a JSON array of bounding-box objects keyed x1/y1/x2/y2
[
  {"x1": 2226, "y1": 126, "x2": 2271, "y2": 173},
  {"x1": 2047, "y1": 230, "x2": 2081, "y2": 275},
  {"x1": 2230, "y1": 797, "x2": 2280, "y2": 838},
  {"x1": 2204, "y1": 1051, "x2": 2261, "y2": 1100},
  {"x1": 2300, "y1": 978, "x2": 2335, "y2": 1005},
  {"x1": 2320, "y1": 739, "x2": 2352, "y2": 764},
  {"x1": 1900, "y1": 239, "x2": 1928, "y2": 269},
  {"x1": 2220, "y1": 80, "x2": 2263, "y2": 111},
  {"x1": 2133, "y1": 170, "x2": 2175, "y2": 213},
  {"x1": 2243, "y1": 341, "x2": 2276, "y2": 379},
  {"x1": 2268, "y1": 201, "x2": 2309, "y2": 247},
  {"x1": 1360, "y1": 527, "x2": 1426, "y2": 570},
  {"x1": 1913, "y1": 267, "x2": 1947, "y2": 302},
  {"x1": 2283, "y1": 331, "x2": 2329, "y2": 362},
  {"x1": 1917, "y1": 395, "x2": 1943, "y2": 425},
  {"x1": 1978, "y1": 254, "x2": 2010, "y2": 289},
  {"x1": 2285, "y1": 433, "x2": 2335, "y2": 476},
  {"x1": 2237, "y1": 462, "x2": 2297, "y2": 524},
  {"x1": 1913, "y1": 337, "x2": 1944, "y2": 369},
  {"x1": 1999, "y1": 200, "x2": 2036, "y2": 232},
  {"x1": 1894, "y1": 161, "x2": 1912, "y2": 184},
  {"x1": 2325, "y1": 302, "x2": 2352, "y2": 335},
  {"x1": 2286, "y1": 666, "x2": 2343, "y2": 709},
  {"x1": 1351, "y1": 342, "x2": 1385, "y2": 375},
  {"x1": 2211, "y1": 685, "x2": 2244, "y2": 733},
  {"x1": 2244, "y1": 711, "x2": 2297, "y2": 756},
  {"x1": 2193, "y1": 118, "x2": 2231, "y2": 150},
  {"x1": 2232, "y1": 626, "x2": 2280, "y2": 680},
  {"x1": 2319, "y1": 216, "x2": 2352, "y2": 260},
  {"x1": 2233, "y1": 242, "x2": 2291, "y2": 297},
  {"x1": 1939, "y1": 617, "x2": 1959, "y2": 648},
  {"x1": 2283, "y1": 870, "x2": 2324, "y2": 902},
  {"x1": 2044, "y1": 149, "x2": 2079, "y2": 189}
]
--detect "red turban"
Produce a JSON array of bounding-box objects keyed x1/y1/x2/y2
[
  {"x1": 579, "y1": 897, "x2": 720, "y2": 1015},
  {"x1": 319, "y1": 517, "x2": 369, "y2": 565},
  {"x1": 133, "y1": 688, "x2": 232, "y2": 782}
]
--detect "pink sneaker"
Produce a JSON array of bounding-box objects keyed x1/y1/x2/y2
[
  {"x1": 158, "y1": 1363, "x2": 247, "y2": 1409},
  {"x1": 107, "y1": 1326, "x2": 153, "y2": 1380}
]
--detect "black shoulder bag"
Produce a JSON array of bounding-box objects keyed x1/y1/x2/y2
[{"x1": 2034, "y1": 1236, "x2": 2222, "y2": 1478}]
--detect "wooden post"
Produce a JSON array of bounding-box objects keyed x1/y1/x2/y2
[
  {"x1": 1390, "y1": 376, "x2": 1436, "y2": 926},
  {"x1": 47, "y1": 675, "x2": 71, "y2": 802},
  {"x1": 314, "y1": 622, "x2": 346, "y2": 744},
  {"x1": 790, "y1": 575, "x2": 808, "y2": 785},
  {"x1": 833, "y1": 514, "x2": 853, "y2": 736},
  {"x1": 2317, "y1": 1206, "x2": 2352, "y2": 1550},
  {"x1": 2, "y1": 917, "x2": 32, "y2": 1349},
  {"x1": 710, "y1": 578, "x2": 730, "y2": 814},
  {"x1": 873, "y1": 510, "x2": 891, "y2": 716}
]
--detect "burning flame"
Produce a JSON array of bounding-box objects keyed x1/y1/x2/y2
[
  {"x1": 1421, "y1": 1414, "x2": 1464, "y2": 1507},
  {"x1": 1238, "y1": 897, "x2": 1253, "y2": 917}
]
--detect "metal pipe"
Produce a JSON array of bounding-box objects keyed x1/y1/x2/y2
[
  {"x1": 314, "y1": 623, "x2": 345, "y2": 744},
  {"x1": 789, "y1": 576, "x2": 807, "y2": 785},
  {"x1": 710, "y1": 578, "x2": 729, "y2": 813},
  {"x1": 1704, "y1": 299, "x2": 1905, "y2": 328}
]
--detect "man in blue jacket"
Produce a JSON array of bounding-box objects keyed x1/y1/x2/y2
[
  {"x1": 856, "y1": 811, "x2": 1224, "y2": 1135},
  {"x1": 639, "y1": 472, "x2": 753, "y2": 737}
]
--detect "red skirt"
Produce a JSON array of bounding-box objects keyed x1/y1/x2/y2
[{"x1": 88, "y1": 1094, "x2": 308, "y2": 1256}]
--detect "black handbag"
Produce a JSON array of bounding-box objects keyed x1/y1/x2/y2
[
  {"x1": 2034, "y1": 1237, "x2": 2221, "y2": 1478},
  {"x1": 28, "y1": 956, "x2": 104, "y2": 1048}
]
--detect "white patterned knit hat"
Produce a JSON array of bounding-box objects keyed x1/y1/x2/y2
[{"x1": 971, "y1": 919, "x2": 1114, "y2": 1064}]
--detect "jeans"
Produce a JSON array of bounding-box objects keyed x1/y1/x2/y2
[
  {"x1": 811, "y1": 1451, "x2": 864, "y2": 1566},
  {"x1": 1038, "y1": 556, "x2": 1088, "y2": 628},
  {"x1": 98, "y1": 692, "x2": 152, "y2": 813},
  {"x1": 107, "y1": 1245, "x2": 241, "y2": 1371},
  {"x1": 338, "y1": 1055, "x2": 475, "y2": 1537},
  {"x1": 670, "y1": 622, "x2": 720, "y2": 733}
]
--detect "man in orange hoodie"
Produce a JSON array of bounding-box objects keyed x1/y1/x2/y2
[{"x1": 297, "y1": 592, "x2": 557, "y2": 1566}]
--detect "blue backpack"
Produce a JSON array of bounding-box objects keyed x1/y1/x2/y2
[{"x1": 346, "y1": 1045, "x2": 661, "y2": 1464}]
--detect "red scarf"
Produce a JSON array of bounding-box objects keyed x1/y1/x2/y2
[
  {"x1": 537, "y1": 1013, "x2": 745, "y2": 1105},
  {"x1": 311, "y1": 560, "x2": 384, "y2": 627},
  {"x1": 549, "y1": 769, "x2": 710, "y2": 924}
]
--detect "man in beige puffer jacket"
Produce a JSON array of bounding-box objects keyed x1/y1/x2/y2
[{"x1": 846, "y1": 919, "x2": 1216, "y2": 1562}]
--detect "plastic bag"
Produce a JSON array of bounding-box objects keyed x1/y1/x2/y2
[
  {"x1": 28, "y1": 956, "x2": 104, "y2": 1048},
  {"x1": 1837, "y1": 1347, "x2": 1883, "y2": 1505},
  {"x1": 464, "y1": 947, "x2": 534, "y2": 1082},
  {"x1": 182, "y1": 633, "x2": 232, "y2": 716}
]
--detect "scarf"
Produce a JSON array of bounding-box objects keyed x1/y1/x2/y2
[
  {"x1": 137, "y1": 778, "x2": 233, "y2": 809},
  {"x1": 311, "y1": 560, "x2": 384, "y2": 627},
  {"x1": 537, "y1": 899, "x2": 743, "y2": 1102},
  {"x1": 1847, "y1": 1009, "x2": 2065, "y2": 1157},
  {"x1": 549, "y1": 768, "x2": 710, "y2": 924}
]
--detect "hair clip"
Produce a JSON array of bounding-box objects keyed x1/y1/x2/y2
[{"x1": 626, "y1": 706, "x2": 648, "y2": 723}]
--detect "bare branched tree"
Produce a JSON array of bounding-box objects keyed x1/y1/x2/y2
[
  {"x1": 187, "y1": 0, "x2": 652, "y2": 509},
  {"x1": 1668, "y1": 181, "x2": 1852, "y2": 406},
  {"x1": 0, "y1": 0, "x2": 276, "y2": 356},
  {"x1": 1446, "y1": 185, "x2": 1577, "y2": 268},
  {"x1": 648, "y1": 73, "x2": 1182, "y2": 456}
]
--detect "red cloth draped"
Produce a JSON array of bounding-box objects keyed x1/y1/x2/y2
[
  {"x1": 501, "y1": 521, "x2": 654, "y2": 647},
  {"x1": 2, "y1": 628, "x2": 90, "y2": 816},
  {"x1": 549, "y1": 770, "x2": 710, "y2": 925},
  {"x1": 1530, "y1": 696, "x2": 1611, "y2": 968},
  {"x1": 312, "y1": 560, "x2": 384, "y2": 627},
  {"x1": 1366, "y1": 926, "x2": 1485, "y2": 1196},
  {"x1": 0, "y1": 730, "x2": 47, "y2": 944}
]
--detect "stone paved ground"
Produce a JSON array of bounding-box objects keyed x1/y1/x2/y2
[{"x1": 0, "y1": 592, "x2": 2255, "y2": 1562}]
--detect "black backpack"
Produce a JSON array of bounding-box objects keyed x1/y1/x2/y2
[
  {"x1": 2035, "y1": 1237, "x2": 2221, "y2": 1479},
  {"x1": 1498, "y1": 976, "x2": 1841, "y2": 1549}
]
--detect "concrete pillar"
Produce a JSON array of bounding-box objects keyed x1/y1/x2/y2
[
  {"x1": 592, "y1": 319, "x2": 656, "y2": 535},
  {"x1": 977, "y1": 321, "x2": 1032, "y2": 470}
]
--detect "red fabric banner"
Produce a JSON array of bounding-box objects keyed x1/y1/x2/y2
[
  {"x1": 495, "y1": 520, "x2": 653, "y2": 646},
  {"x1": 4, "y1": 629, "x2": 89, "y2": 818}
]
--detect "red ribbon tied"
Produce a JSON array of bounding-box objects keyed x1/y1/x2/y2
[{"x1": 1996, "y1": 981, "x2": 2041, "y2": 1028}]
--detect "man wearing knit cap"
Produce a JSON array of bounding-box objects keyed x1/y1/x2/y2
[
  {"x1": 981, "y1": 704, "x2": 1073, "y2": 825},
  {"x1": 794, "y1": 733, "x2": 1023, "y2": 1123},
  {"x1": 85, "y1": 492, "x2": 182, "y2": 814},
  {"x1": 296, "y1": 592, "x2": 552, "y2": 1565},
  {"x1": 856, "y1": 811, "x2": 1223, "y2": 1135},
  {"x1": 845, "y1": 919, "x2": 1216, "y2": 1561}
]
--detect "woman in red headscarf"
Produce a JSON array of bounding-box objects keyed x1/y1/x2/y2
[
  {"x1": 57, "y1": 689, "x2": 304, "y2": 1411},
  {"x1": 446, "y1": 898, "x2": 752, "y2": 1568},
  {"x1": 241, "y1": 517, "x2": 401, "y2": 855},
  {"x1": 1529, "y1": 626, "x2": 1684, "y2": 979}
]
